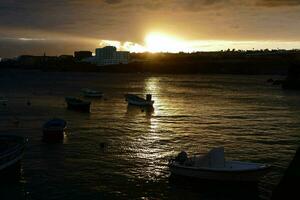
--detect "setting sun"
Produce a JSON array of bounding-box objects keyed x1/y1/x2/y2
[{"x1": 145, "y1": 32, "x2": 188, "y2": 53}]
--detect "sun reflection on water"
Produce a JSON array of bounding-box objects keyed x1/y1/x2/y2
[
  {"x1": 144, "y1": 77, "x2": 161, "y2": 112},
  {"x1": 144, "y1": 77, "x2": 162, "y2": 131},
  {"x1": 144, "y1": 77, "x2": 160, "y2": 94}
]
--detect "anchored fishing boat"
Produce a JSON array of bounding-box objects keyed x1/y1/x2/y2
[
  {"x1": 0, "y1": 135, "x2": 27, "y2": 177},
  {"x1": 65, "y1": 97, "x2": 91, "y2": 112},
  {"x1": 125, "y1": 94, "x2": 154, "y2": 107},
  {"x1": 43, "y1": 118, "x2": 66, "y2": 142},
  {"x1": 169, "y1": 147, "x2": 271, "y2": 183},
  {"x1": 81, "y1": 89, "x2": 103, "y2": 98}
]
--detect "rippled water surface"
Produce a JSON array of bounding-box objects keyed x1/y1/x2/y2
[{"x1": 1, "y1": 70, "x2": 300, "y2": 199}]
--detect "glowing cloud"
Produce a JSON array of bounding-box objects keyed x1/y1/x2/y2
[
  {"x1": 99, "y1": 40, "x2": 146, "y2": 52},
  {"x1": 18, "y1": 37, "x2": 46, "y2": 41}
]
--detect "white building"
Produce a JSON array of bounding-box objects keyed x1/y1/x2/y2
[{"x1": 95, "y1": 46, "x2": 129, "y2": 66}]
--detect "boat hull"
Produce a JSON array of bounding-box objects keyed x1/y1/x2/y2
[
  {"x1": 83, "y1": 92, "x2": 103, "y2": 98},
  {"x1": 82, "y1": 89, "x2": 103, "y2": 98},
  {"x1": 65, "y1": 97, "x2": 91, "y2": 112},
  {"x1": 83, "y1": 94, "x2": 103, "y2": 98},
  {"x1": 42, "y1": 119, "x2": 66, "y2": 142},
  {"x1": 127, "y1": 99, "x2": 154, "y2": 107},
  {"x1": 0, "y1": 135, "x2": 26, "y2": 180},
  {"x1": 0, "y1": 160, "x2": 22, "y2": 181},
  {"x1": 169, "y1": 163, "x2": 271, "y2": 183},
  {"x1": 0, "y1": 152, "x2": 24, "y2": 171},
  {"x1": 125, "y1": 94, "x2": 154, "y2": 107}
]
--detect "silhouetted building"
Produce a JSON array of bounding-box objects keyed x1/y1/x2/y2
[
  {"x1": 74, "y1": 51, "x2": 92, "y2": 61},
  {"x1": 17, "y1": 55, "x2": 39, "y2": 65},
  {"x1": 82, "y1": 56, "x2": 97, "y2": 64},
  {"x1": 95, "y1": 46, "x2": 129, "y2": 66},
  {"x1": 59, "y1": 55, "x2": 74, "y2": 60},
  {"x1": 116, "y1": 51, "x2": 130, "y2": 62},
  {"x1": 17, "y1": 55, "x2": 57, "y2": 65}
]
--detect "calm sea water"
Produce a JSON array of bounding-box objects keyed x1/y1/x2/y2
[{"x1": 1, "y1": 70, "x2": 300, "y2": 200}]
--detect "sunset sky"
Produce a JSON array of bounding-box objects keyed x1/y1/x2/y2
[{"x1": 1, "y1": 0, "x2": 300, "y2": 57}]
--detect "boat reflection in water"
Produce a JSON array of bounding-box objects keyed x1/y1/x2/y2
[
  {"x1": 169, "y1": 174, "x2": 260, "y2": 200},
  {"x1": 126, "y1": 104, "x2": 154, "y2": 118}
]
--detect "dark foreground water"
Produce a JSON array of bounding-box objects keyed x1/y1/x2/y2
[{"x1": 0, "y1": 70, "x2": 300, "y2": 200}]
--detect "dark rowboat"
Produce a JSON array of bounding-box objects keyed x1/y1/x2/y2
[
  {"x1": 81, "y1": 89, "x2": 103, "y2": 98},
  {"x1": 125, "y1": 94, "x2": 154, "y2": 107},
  {"x1": 43, "y1": 118, "x2": 66, "y2": 142},
  {"x1": 65, "y1": 97, "x2": 91, "y2": 112}
]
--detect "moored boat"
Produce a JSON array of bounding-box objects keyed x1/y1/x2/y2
[
  {"x1": 65, "y1": 97, "x2": 91, "y2": 112},
  {"x1": 43, "y1": 118, "x2": 66, "y2": 142},
  {"x1": 125, "y1": 94, "x2": 154, "y2": 107},
  {"x1": 81, "y1": 89, "x2": 103, "y2": 98},
  {"x1": 169, "y1": 147, "x2": 271, "y2": 183},
  {"x1": 0, "y1": 135, "x2": 27, "y2": 178}
]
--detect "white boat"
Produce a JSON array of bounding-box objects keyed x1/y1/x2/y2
[
  {"x1": 0, "y1": 135, "x2": 27, "y2": 174},
  {"x1": 81, "y1": 89, "x2": 103, "y2": 98},
  {"x1": 169, "y1": 147, "x2": 271, "y2": 182},
  {"x1": 125, "y1": 94, "x2": 154, "y2": 107}
]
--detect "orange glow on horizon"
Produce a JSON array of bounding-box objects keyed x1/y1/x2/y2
[{"x1": 97, "y1": 31, "x2": 300, "y2": 53}]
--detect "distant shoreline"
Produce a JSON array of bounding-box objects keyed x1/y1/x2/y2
[
  {"x1": 1, "y1": 51, "x2": 300, "y2": 75},
  {"x1": 0, "y1": 60, "x2": 292, "y2": 75}
]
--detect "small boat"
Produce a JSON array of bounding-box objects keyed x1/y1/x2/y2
[
  {"x1": 125, "y1": 94, "x2": 154, "y2": 107},
  {"x1": 81, "y1": 89, "x2": 103, "y2": 98},
  {"x1": 43, "y1": 118, "x2": 66, "y2": 142},
  {"x1": 0, "y1": 135, "x2": 27, "y2": 177},
  {"x1": 65, "y1": 97, "x2": 91, "y2": 112},
  {"x1": 169, "y1": 147, "x2": 271, "y2": 183}
]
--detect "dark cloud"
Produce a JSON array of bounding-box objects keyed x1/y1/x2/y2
[
  {"x1": 180, "y1": 0, "x2": 228, "y2": 11},
  {"x1": 124, "y1": 0, "x2": 228, "y2": 11},
  {"x1": 104, "y1": 0, "x2": 122, "y2": 4},
  {"x1": 0, "y1": 0, "x2": 300, "y2": 57},
  {"x1": 257, "y1": 0, "x2": 300, "y2": 7},
  {"x1": 0, "y1": 37, "x2": 98, "y2": 57},
  {"x1": 0, "y1": 0, "x2": 245, "y2": 35}
]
